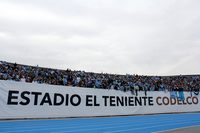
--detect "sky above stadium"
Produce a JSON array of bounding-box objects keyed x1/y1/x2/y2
[{"x1": 0, "y1": 0, "x2": 200, "y2": 76}]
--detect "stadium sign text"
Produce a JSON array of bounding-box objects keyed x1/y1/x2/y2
[
  {"x1": 1, "y1": 80, "x2": 200, "y2": 119},
  {"x1": 7, "y1": 90, "x2": 154, "y2": 107},
  {"x1": 7, "y1": 90, "x2": 199, "y2": 107}
]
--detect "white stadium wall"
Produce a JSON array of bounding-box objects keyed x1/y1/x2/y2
[{"x1": 0, "y1": 80, "x2": 200, "y2": 119}]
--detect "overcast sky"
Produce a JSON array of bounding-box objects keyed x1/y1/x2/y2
[{"x1": 0, "y1": 0, "x2": 200, "y2": 76}]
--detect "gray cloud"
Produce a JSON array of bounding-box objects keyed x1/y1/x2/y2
[{"x1": 0, "y1": 0, "x2": 200, "y2": 75}]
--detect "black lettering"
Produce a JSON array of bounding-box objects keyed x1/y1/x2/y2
[
  {"x1": 70, "y1": 94, "x2": 81, "y2": 106},
  {"x1": 129, "y1": 97, "x2": 134, "y2": 106},
  {"x1": 192, "y1": 97, "x2": 198, "y2": 104},
  {"x1": 135, "y1": 97, "x2": 142, "y2": 106},
  {"x1": 170, "y1": 98, "x2": 176, "y2": 105},
  {"x1": 102, "y1": 96, "x2": 109, "y2": 106},
  {"x1": 163, "y1": 97, "x2": 169, "y2": 105},
  {"x1": 94, "y1": 96, "x2": 100, "y2": 106},
  {"x1": 110, "y1": 96, "x2": 116, "y2": 106},
  {"x1": 86, "y1": 95, "x2": 93, "y2": 106},
  {"x1": 177, "y1": 98, "x2": 182, "y2": 105},
  {"x1": 116, "y1": 96, "x2": 124, "y2": 106},
  {"x1": 186, "y1": 97, "x2": 192, "y2": 105},
  {"x1": 125, "y1": 97, "x2": 128, "y2": 106},
  {"x1": 40, "y1": 93, "x2": 52, "y2": 105},
  {"x1": 65, "y1": 94, "x2": 69, "y2": 106},
  {"x1": 156, "y1": 97, "x2": 162, "y2": 105},
  {"x1": 182, "y1": 99, "x2": 187, "y2": 105},
  {"x1": 19, "y1": 91, "x2": 30, "y2": 105},
  {"x1": 7, "y1": 90, "x2": 19, "y2": 105},
  {"x1": 31, "y1": 92, "x2": 42, "y2": 105},
  {"x1": 142, "y1": 97, "x2": 147, "y2": 106},
  {"x1": 54, "y1": 93, "x2": 64, "y2": 106},
  {"x1": 148, "y1": 97, "x2": 154, "y2": 106}
]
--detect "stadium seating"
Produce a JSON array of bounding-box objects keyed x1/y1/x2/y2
[{"x1": 0, "y1": 61, "x2": 199, "y2": 92}]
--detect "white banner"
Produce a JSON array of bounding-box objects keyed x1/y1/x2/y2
[{"x1": 0, "y1": 80, "x2": 200, "y2": 119}]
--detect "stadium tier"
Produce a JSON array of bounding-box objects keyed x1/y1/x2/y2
[
  {"x1": 0, "y1": 61, "x2": 199, "y2": 92},
  {"x1": 0, "y1": 61, "x2": 200, "y2": 119}
]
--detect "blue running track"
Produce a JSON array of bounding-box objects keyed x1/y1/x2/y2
[{"x1": 0, "y1": 113, "x2": 200, "y2": 133}]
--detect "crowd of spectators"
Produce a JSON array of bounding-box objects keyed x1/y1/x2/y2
[{"x1": 0, "y1": 61, "x2": 199, "y2": 93}]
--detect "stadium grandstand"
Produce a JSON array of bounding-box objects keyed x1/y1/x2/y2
[
  {"x1": 0, "y1": 61, "x2": 200, "y2": 133},
  {"x1": 1, "y1": 0, "x2": 200, "y2": 132},
  {"x1": 0, "y1": 61, "x2": 199, "y2": 92}
]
